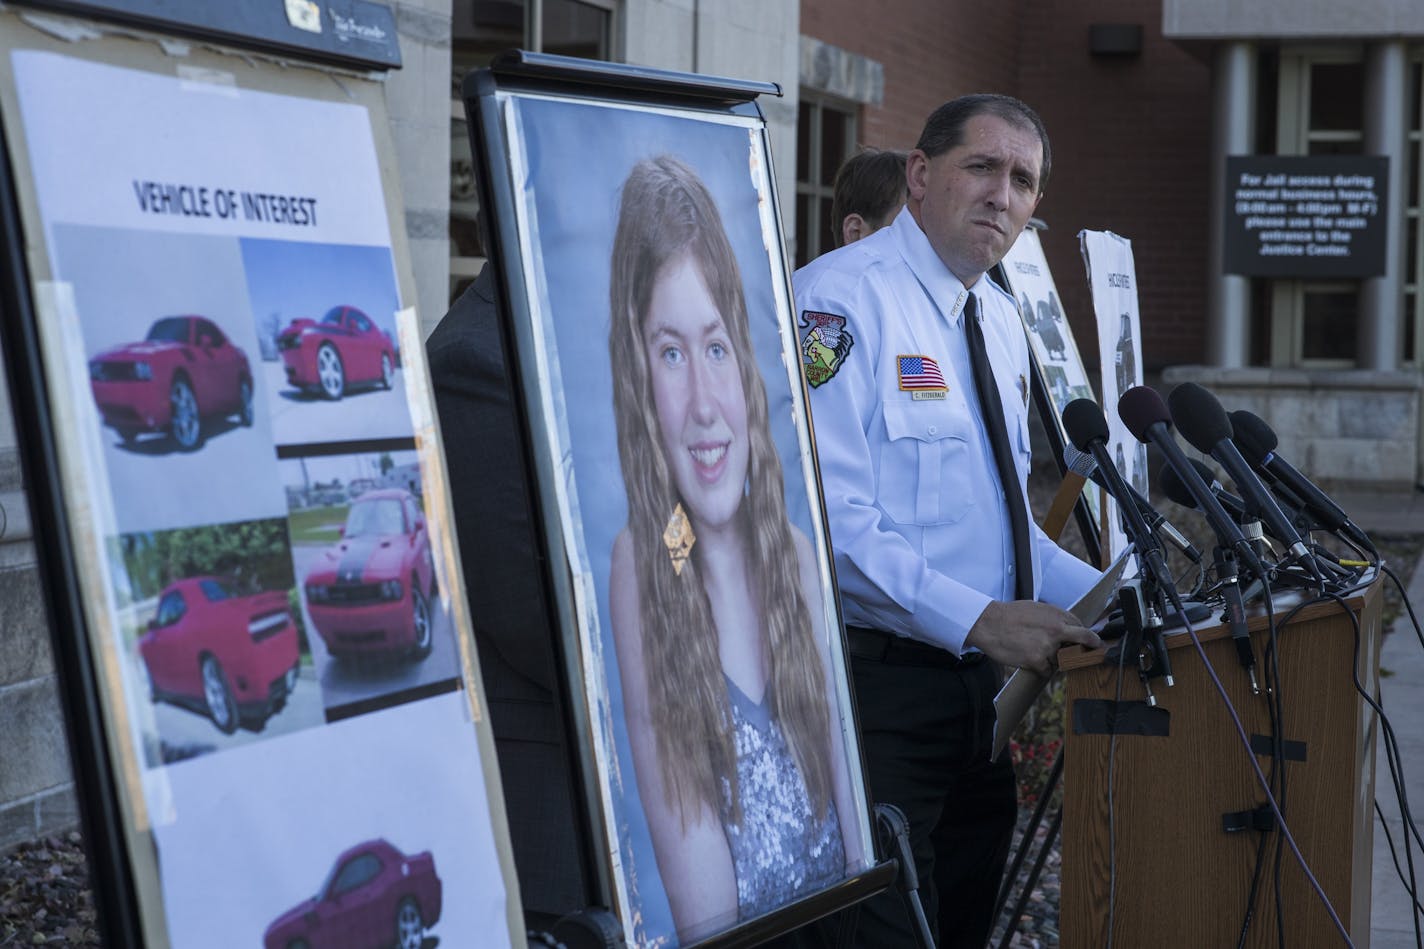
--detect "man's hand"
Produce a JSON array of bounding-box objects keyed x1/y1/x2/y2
[{"x1": 963, "y1": 600, "x2": 1102, "y2": 678}]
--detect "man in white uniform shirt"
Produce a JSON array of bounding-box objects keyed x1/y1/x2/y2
[{"x1": 794, "y1": 95, "x2": 1102, "y2": 947}]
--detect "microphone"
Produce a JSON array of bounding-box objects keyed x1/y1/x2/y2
[
  {"x1": 1063, "y1": 398, "x2": 1176, "y2": 687},
  {"x1": 1118, "y1": 385, "x2": 1266, "y2": 581},
  {"x1": 1148, "y1": 432, "x2": 1266, "y2": 691},
  {"x1": 1229, "y1": 409, "x2": 1377, "y2": 556},
  {"x1": 1063, "y1": 445, "x2": 1201, "y2": 564},
  {"x1": 1061, "y1": 400, "x2": 1174, "y2": 593},
  {"x1": 1159, "y1": 458, "x2": 1249, "y2": 523},
  {"x1": 1168, "y1": 383, "x2": 1311, "y2": 564}
]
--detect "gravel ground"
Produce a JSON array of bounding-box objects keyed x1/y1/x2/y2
[
  {"x1": 2, "y1": 474, "x2": 1417, "y2": 949},
  {"x1": 0, "y1": 833, "x2": 98, "y2": 946}
]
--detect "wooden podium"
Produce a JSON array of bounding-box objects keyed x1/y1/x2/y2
[{"x1": 1058, "y1": 579, "x2": 1383, "y2": 947}]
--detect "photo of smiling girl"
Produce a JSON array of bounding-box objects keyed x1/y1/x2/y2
[{"x1": 605, "y1": 155, "x2": 863, "y2": 942}]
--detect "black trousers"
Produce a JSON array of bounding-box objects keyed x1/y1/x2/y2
[{"x1": 843, "y1": 638, "x2": 1018, "y2": 949}]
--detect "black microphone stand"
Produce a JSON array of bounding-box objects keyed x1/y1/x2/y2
[
  {"x1": 1212, "y1": 544, "x2": 1261, "y2": 695},
  {"x1": 1104, "y1": 576, "x2": 1173, "y2": 705},
  {"x1": 876, "y1": 803, "x2": 935, "y2": 949}
]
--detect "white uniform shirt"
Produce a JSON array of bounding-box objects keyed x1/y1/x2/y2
[{"x1": 794, "y1": 207, "x2": 1101, "y2": 655}]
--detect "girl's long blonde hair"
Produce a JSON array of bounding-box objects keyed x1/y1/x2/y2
[{"x1": 609, "y1": 155, "x2": 833, "y2": 827}]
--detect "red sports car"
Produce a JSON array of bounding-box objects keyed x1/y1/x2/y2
[
  {"x1": 278, "y1": 305, "x2": 395, "y2": 400},
  {"x1": 304, "y1": 489, "x2": 436, "y2": 660},
  {"x1": 89, "y1": 316, "x2": 254, "y2": 451},
  {"x1": 138, "y1": 577, "x2": 299, "y2": 734},
  {"x1": 263, "y1": 839, "x2": 442, "y2": 949}
]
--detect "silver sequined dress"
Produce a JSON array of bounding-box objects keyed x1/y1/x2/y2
[{"x1": 720, "y1": 677, "x2": 845, "y2": 921}]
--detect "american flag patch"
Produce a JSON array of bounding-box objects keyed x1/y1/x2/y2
[{"x1": 897, "y1": 354, "x2": 946, "y2": 391}]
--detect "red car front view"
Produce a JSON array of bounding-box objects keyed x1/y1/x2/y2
[
  {"x1": 304, "y1": 489, "x2": 436, "y2": 660},
  {"x1": 89, "y1": 316, "x2": 254, "y2": 451},
  {"x1": 277, "y1": 305, "x2": 395, "y2": 400},
  {"x1": 138, "y1": 577, "x2": 299, "y2": 734},
  {"x1": 263, "y1": 838, "x2": 442, "y2": 949}
]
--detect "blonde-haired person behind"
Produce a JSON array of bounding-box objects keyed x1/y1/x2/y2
[{"x1": 606, "y1": 154, "x2": 863, "y2": 942}]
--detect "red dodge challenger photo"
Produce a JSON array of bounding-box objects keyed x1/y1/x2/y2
[
  {"x1": 88, "y1": 315, "x2": 254, "y2": 451},
  {"x1": 138, "y1": 576, "x2": 300, "y2": 734},
  {"x1": 304, "y1": 488, "x2": 437, "y2": 661},
  {"x1": 263, "y1": 838, "x2": 442, "y2": 949},
  {"x1": 278, "y1": 305, "x2": 396, "y2": 400}
]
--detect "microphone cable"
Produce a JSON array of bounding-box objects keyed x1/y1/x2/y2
[
  {"x1": 1384, "y1": 561, "x2": 1424, "y2": 656},
  {"x1": 1154, "y1": 577, "x2": 1356, "y2": 945},
  {"x1": 1375, "y1": 798, "x2": 1424, "y2": 936},
  {"x1": 1105, "y1": 614, "x2": 1131, "y2": 949},
  {"x1": 1234, "y1": 598, "x2": 1288, "y2": 949},
  {"x1": 1324, "y1": 583, "x2": 1423, "y2": 949},
  {"x1": 1266, "y1": 570, "x2": 1424, "y2": 949},
  {"x1": 1257, "y1": 582, "x2": 1294, "y2": 949}
]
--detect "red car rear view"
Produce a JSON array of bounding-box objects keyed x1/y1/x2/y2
[
  {"x1": 304, "y1": 489, "x2": 436, "y2": 660},
  {"x1": 263, "y1": 838, "x2": 442, "y2": 949},
  {"x1": 277, "y1": 305, "x2": 395, "y2": 400},
  {"x1": 89, "y1": 316, "x2": 254, "y2": 451},
  {"x1": 138, "y1": 577, "x2": 299, "y2": 734}
]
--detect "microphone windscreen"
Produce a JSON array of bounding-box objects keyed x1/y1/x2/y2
[
  {"x1": 1168, "y1": 382, "x2": 1233, "y2": 454},
  {"x1": 1158, "y1": 463, "x2": 1195, "y2": 509},
  {"x1": 1062, "y1": 399, "x2": 1109, "y2": 452},
  {"x1": 1158, "y1": 457, "x2": 1221, "y2": 510},
  {"x1": 1229, "y1": 410, "x2": 1278, "y2": 467},
  {"x1": 1063, "y1": 444, "x2": 1097, "y2": 479},
  {"x1": 1117, "y1": 386, "x2": 1171, "y2": 443}
]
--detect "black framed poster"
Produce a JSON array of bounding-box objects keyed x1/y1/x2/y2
[{"x1": 466, "y1": 55, "x2": 887, "y2": 948}]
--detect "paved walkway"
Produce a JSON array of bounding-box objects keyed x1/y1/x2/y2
[{"x1": 1337, "y1": 489, "x2": 1424, "y2": 947}]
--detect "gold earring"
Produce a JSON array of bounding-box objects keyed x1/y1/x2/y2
[{"x1": 662, "y1": 502, "x2": 695, "y2": 575}]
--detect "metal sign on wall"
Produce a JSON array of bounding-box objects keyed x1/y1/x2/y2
[{"x1": 1223, "y1": 155, "x2": 1388, "y2": 278}]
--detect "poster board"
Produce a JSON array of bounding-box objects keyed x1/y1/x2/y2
[
  {"x1": 1000, "y1": 224, "x2": 1103, "y2": 539},
  {"x1": 465, "y1": 53, "x2": 889, "y2": 948},
  {"x1": 0, "y1": 7, "x2": 522, "y2": 947},
  {"x1": 1003, "y1": 226, "x2": 1096, "y2": 429},
  {"x1": 1079, "y1": 229, "x2": 1147, "y2": 565}
]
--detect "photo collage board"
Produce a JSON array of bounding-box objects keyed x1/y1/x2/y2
[
  {"x1": 1000, "y1": 225, "x2": 1103, "y2": 542},
  {"x1": 1081, "y1": 229, "x2": 1149, "y2": 566},
  {"x1": 0, "y1": 28, "x2": 519, "y2": 949},
  {"x1": 473, "y1": 76, "x2": 878, "y2": 947}
]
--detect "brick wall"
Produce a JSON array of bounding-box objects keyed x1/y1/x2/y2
[
  {"x1": 0, "y1": 442, "x2": 78, "y2": 854},
  {"x1": 800, "y1": 0, "x2": 1215, "y2": 374},
  {"x1": 801, "y1": 0, "x2": 1024, "y2": 150},
  {"x1": 1020, "y1": 0, "x2": 1212, "y2": 374}
]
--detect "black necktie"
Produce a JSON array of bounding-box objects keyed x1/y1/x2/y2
[{"x1": 963, "y1": 293, "x2": 1034, "y2": 601}]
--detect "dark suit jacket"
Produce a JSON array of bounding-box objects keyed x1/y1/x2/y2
[{"x1": 426, "y1": 264, "x2": 587, "y2": 919}]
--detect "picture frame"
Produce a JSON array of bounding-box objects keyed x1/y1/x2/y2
[
  {"x1": 464, "y1": 52, "x2": 892, "y2": 948},
  {"x1": 0, "y1": 11, "x2": 522, "y2": 946}
]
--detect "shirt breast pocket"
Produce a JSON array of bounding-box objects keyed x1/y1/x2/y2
[
  {"x1": 878, "y1": 400, "x2": 976, "y2": 526},
  {"x1": 1015, "y1": 413, "x2": 1033, "y2": 481}
]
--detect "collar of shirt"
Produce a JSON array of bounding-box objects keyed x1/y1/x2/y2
[{"x1": 889, "y1": 205, "x2": 978, "y2": 327}]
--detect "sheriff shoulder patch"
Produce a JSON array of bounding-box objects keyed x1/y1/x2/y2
[{"x1": 800, "y1": 310, "x2": 853, "y2": 387}]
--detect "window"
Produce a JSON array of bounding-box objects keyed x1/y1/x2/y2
[
  {"x1": 1270, "y1": 50, "x2": 1364, "y2": 367},
  {"x1": 196, "y1": 319, "x2": 226, "y2": 347},
  {"x1": 331, "y1": 853, "x2": 383, "y2": 896},
  {"x1": 1407, "y1": 58, "x2": 1423, "y2": 365},
  {"x1": 155, "y1": 592, "x2": 186, "y2": 627},
  {"x1": 449, "y1": 0, "x2": 615, "y2": 301},
  {"x1": 198, "y1": 579, "x2": 231, "y2": 602},
  {"x1": 794, "y1": 95, "x2": 856, "y2": 268}
]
